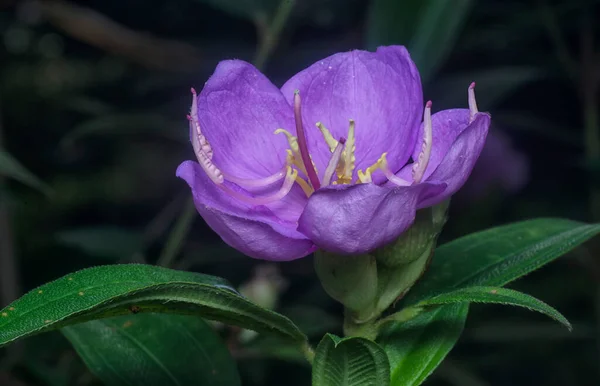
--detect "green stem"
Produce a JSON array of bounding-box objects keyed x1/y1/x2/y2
[
  {"x1": 301, "y1": 341, "x2": 315, "y2": 364},
  {"x1": 253, "y1": 0, "x2": 295, "y2": 70},
  {"x1": 343, "y1": 311, "x2": 379, "y2": 340},
  {"x1": 156, "y1": 198, "x2": 196, "y2": 267}
]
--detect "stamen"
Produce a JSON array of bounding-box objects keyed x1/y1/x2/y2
[
  {"x1": 219, "y1": 166, "x2": 298, "y2": 206},
  {"x1": 357, "y1": 156, "x2": 383, "y2": 184},
  {"x1": 340, "y1": 119, "x2": 356, "y2": 184},
  {"x1": 224, "y1": 167, "x2": 286, "y2": 188},
  {"x1": 411, "y1": 101, "x2": 433, "y2": 184},
  {"x1": 468, "y1": 82, "x2": 478, "y2": 123},
  {"x1": 357, "y1": 153, "x2": 412, "y2": 186},
  {"x1": 357, "y1": 169, "x2": 372, "y2": 183},
  {"x1": 274, "y1": 129, "x2": 299, "y2": 153},
  {"x1": 294, "y1": 175, "x2": 314, "y2": 197},
  {"x1": 323, "y1": 138, "x2": 346, "y2": 186},
  {"x1": 316, "y1": 122, "x2": 339, "y2": 152},
  {"x1": 379, "y1": 153, "x2": 411, "y2": 187},
  {"x1": 294, "y1": 91, "x2": 321, "y2": 190},
  {"x1": 189, "y1": 88, "x2": 213, "y2": 160},
  {"x1": 195, "y1": 144, "x2": 224, "y2": 184}
]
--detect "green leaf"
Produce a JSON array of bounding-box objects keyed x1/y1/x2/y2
[
  {"x1": 0, "y1": 264, "x2": 306, "y2": 347},
  {"x1": 0, "y1": 149, "x2": 51, "y2": 195},
  {"x1": 405, "y1": 218, "x2": 600, "y2": 305},
  {"x1": 56, "y1": 226, "x2": 144, "y2": 260},
  {"x1": 366, "y1": 0, "x2": 473, "y2": 82},
  {"x1": 378, "y1": 304, "x2": 469, "y2": 386},
  {"x1": 63, "y1": 314, "x2": 240, "y2": 386},
  {"x1": 313, "y1": 334, "x2": 390, "y2": 386},
  {"x1": 418, "y1": 286, "x2": 571, "y2": 330}
]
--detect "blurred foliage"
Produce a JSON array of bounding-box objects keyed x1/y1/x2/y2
[{"x1": 0, "y1": 0, "x2": 599, "y2": 385}]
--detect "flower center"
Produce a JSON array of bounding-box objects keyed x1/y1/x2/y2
[{"x1": 188, "y1": 84, "x2": 478, "y2": 206}]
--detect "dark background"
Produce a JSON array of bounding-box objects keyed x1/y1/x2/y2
[{"x1": 0, "y1": 0, "x2": 599, "y2": 385}]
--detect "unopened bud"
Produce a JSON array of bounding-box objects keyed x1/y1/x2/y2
[{"x1": 314, "y1": 251, "x2": 378, "y2": 321}]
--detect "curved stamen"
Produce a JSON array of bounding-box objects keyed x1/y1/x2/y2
[
  {"x1": 294, "y1": 175, "x2": 313, "y2": 197},
  {"x1": 323, "y1": 138, "x2": 346, "y2": 186},
  {"x1": 218, "y1": 166, "x2": 298, "y2": 206},
  {"x1": 189, "y1": 88, "x2": 213, "y2": 160},
  {"x1": 274, "y1": 129, "x2": 299, "y2": 153},
  {"x1": 195, "y1": 144, "x2": 224, "y2": 184},
  {"x1": 412, "y1": 101, "x2": 433, "y2": 184},
  {"x1": 316, "y1": 122, "x2": 339, "y2": 152},
  {"x1": 379, "y1": 154, "x2": 411, "y2": 187},
  {"x1": 468, "y1": 82, "x2": 478, "y2": 123},
  {"x1": 294, "y1": 91, "x2": 321, "y2": 190},
  {"x1": 276, "y1": 131, "x2": 314, "y2": 178},
  {"x1": 224, "y1": 166, "x2": 287, "y2": 188}
]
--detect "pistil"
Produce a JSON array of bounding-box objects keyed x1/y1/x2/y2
[{"x1": 294, "y1": 91, "x2": 321, "y2": 190}]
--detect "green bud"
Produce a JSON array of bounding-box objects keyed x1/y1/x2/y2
[
  {"x1": 315, "y1": 201, "x2": 450, "y2": 339},
  {"x1": 373, "y1": 200, "x2": 450, "y2": 313},
  {"x1": 314, "y1": 251, "x2": 378, "y2": 320},
  {"x1": 375, "y1": 200, "x2": 449, "y2": 267}
]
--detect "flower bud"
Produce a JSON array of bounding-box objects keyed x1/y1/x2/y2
[
  {"x1": 373, "y1": 200, "x2": 449, "y2": 313},
  {"x1": 314, "y1": 251, "x2": 378, "y2": 320},
  {"x1": 314, "y1": 200, "x2": 450, "y2": 338}
]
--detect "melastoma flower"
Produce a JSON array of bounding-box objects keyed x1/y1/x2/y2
[{"x1": 177, "y1": 46, "x2": 490, "y2": 261}]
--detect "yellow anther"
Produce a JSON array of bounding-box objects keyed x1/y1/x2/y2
[
  {"x1": 378, "y1": 153, "x2": 389, "y2": 170},
  {"x1": 357, "y1": 169, "x2": 372, "y2": 183},
  {"x1": 286, "y1": 149, "x2": 307, "y2": 176},
  {"x1": 275, "y1": 129, "x2": 299, "y2": 153},
  {"x1": 316, "y1": 122, "x2": 339, "y2": 152},
  {"x1": 357, "y1": 153, "x2": 386, "y2": 184},
  {"x1": 284, "y1": 149, "x2": 315, "y2": 196},
  {"x1": 287, "y1": 165, "x2": 299, "y2": 181},
  {"x1": 277, "y1": 129, "x2": 318, "y2": 187},
  {"x1": 295, "y1": 175, "x2": 314, "y2": 197},
  {"x1": 338, "y1": 119, "x2": 356, "y2": 184}
]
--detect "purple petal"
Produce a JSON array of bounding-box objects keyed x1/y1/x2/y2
[
  {"x1": 177, "y1": 161, "x2": 315, "y2": 261},
  {"x1": 198, "y1": 209, "x2": 316, "y2": 261},
  {"x1": 419, "y1": 113, "x2": 491, "y2": 208},
  {"x1": 280, "y1": 46, "x2": 422, "y2": 182},
  {"x1": 297, "y1": 182, "x2": 445, "y2": 255},
  {"x1": 197, "y1": 60, "x2": 294, "y2": 179}
]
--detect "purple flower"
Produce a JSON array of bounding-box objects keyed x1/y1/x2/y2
[{"x1": 177, "y1": 46, "x2": 490, "y2": 261}]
